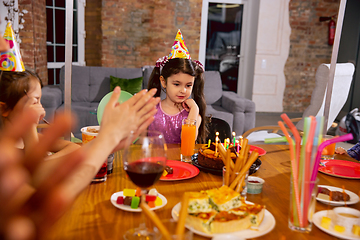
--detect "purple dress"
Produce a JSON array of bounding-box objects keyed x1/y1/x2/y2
[{"x1": 148, "y1": 103, "x2": 189, "y2": 144}]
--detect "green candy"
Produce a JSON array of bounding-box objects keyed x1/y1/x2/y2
[{"x1": 131, "y1": 196, "x2": 140, "y2": 209}]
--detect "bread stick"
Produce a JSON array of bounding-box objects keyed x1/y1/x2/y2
[
  {"x1": 235, "y1": 174, "x2": 246, "y2": 193},
  {"x1": 242, "y1": 144, "x2": 250, "y2": 168},
  {"x1": 240, "y1": 138, "x2": 248, "y2": 157},
  {"x1": 231, "y1": 155, "x2": 243, "y2": 183},
  {"x1": 176, "y1": 192, "x2": 190, "y2": 238},
  {"x1": 217, "y1": 143, "x2": 235, "y2": 169},
  {"x1": 230, "y1": 150, "x2": 259, "y2": 189},
  {"x1": 140, "y1": 201, "x2": 172, "y2": 240}
]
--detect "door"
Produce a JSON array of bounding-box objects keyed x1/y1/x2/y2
[
  {"x1": 337, "y1": 0, "x2": 360, "y2": 119},
  {"x1": 199, "y1": 0, "x2": 248, "y2": 93}
]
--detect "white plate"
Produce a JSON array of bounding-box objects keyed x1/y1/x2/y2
[
  {"x1": 313, "y1": 210, "x2": 360, "y2": 240},
  {"x1": 110, "y1": 191, "x2": 167, "y2": 212},
  {"x1": 317, "y1": 185, "x2": 360, "y2": 206},
  {"x1": 171, "y1": 201, "x2": 276, "y2": 238}
]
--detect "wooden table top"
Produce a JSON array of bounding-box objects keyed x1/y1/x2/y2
[{"x1": 47, "y1": 144, "x2": 360, "y2": 240}]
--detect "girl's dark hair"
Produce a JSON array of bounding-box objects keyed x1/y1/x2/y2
[
  {"x1": 147, "y1": 58, "x2": 208, "y2": 143},
  {"x1": 0, "y1": 69, "x2": 42, "y2": 114}
]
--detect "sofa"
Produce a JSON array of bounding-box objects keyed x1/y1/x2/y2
[{"x1": 41, "y1": 65, "x2": 255, "y2": 139}]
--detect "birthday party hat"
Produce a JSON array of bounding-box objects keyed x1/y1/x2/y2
[
  {"x1": 0, "y1": 22, "x2": 25, "y2": 72},
  {"x1": 168, "y1": 29, "x2": 191, "y2": 60}
]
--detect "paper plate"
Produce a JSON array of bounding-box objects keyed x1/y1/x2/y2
[
  {"x1": 318, "y1": 160, "x2": 360, "y2": 179},
  {"x1": 316, "y1": 185, "x2": 360, "y2": 206},
  {"x1": 160, "y1": 160, "x2": 199, "y2": 181},
  {"x1": 110, "y1": 191, "x2": 167, "y2": 212},
  {"x1": 313, "y1": 210, "x2": 360, "y2": 240},
  {"x1": 172, "y1": 201, "x2": 275, "y2": 238},
  {"x1": 97, "y1": 90, "x2": 133, "y2": 124},
  {"x1": 249, "y1": 145, "x2": 266, "y2": 156}
]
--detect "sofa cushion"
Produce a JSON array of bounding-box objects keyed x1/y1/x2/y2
[
  {"x1": 88, "y1": 67, "x2": 116, "y2": 102},
  {"x1": 60, "y1": 65, "x2": 91, "y2": 102},
  {"x1": 110, "y1": 75, "x2": 143, "y2": 95},
  {"x1": 204, "y1": 71, "x2": 222, "y2": 105}
]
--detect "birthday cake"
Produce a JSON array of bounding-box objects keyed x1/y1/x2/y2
[{"x1": 197, "y1": 144, "x2": 239, "y2": 170}]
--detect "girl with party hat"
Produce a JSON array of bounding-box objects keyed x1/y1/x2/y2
[
  {"x1": 0, "y1": 24, "x2": 79, "y2": 159},
  {"x1": 148, "y1": 30, "x2": 208, "y2": 144}
]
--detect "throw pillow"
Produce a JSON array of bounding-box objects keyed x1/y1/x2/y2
[{"x1": 110, "y1": 76, "x2": 143, "y2": 95}]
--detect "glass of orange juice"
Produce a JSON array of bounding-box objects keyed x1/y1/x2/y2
[
  {"x1": 181, "y1": 119, "x2": 196, "y2": 163},
  {"x1": 321, "y1": 135, "x2": 336, "y2": 159}
]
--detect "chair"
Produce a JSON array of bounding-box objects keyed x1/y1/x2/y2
[
  {"x1": 244, "y1": 63, "x2": 355, "y2": 143},
  {"x1": 206, "y1": 117, "x2": 231, "y2": 142}
]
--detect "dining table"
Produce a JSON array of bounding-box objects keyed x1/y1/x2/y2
[{"x1": 47, "y1": 144, "x2": 360, "y2": 240}]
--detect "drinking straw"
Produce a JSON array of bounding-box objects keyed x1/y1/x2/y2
[
  {"x1": 310, "y1": 116, "x2": 323, "y2": 173},
  {"x1": 140, "y1": 202, "x2": 172, "y2": 240},
  {"x1": 264, "y1": 136, "x2": 287, "y2": 143},
  {"x1": 176, "y1": 193, "x2": 190, "y2": 238},
  {"x1": 309, "y1": 133, "x2": 353, "y2": 191},
  {"x1": 299, "y1": 117, "x2": 310, "y2": 227},
  {"x1": 303, "y1": 116, "x2": 317, "y2": 225},
  {"x1": 278, "y1": 121, "x2": 301, "y2": 226},
  {"x1": 281, "y1": 114, "x2": 302, "y2": 173}
]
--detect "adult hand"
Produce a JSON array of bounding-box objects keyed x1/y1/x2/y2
[
  {"x1": 100, "y1": 86, "x2": 160, "y2": 152},
  {"x1": 0, "y1": 108, "x2": 85, "y2": 240}
]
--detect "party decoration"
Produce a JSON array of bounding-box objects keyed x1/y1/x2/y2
[
  {"x1": 97, "y1": 90, "x2": 133, "y2": 124},
  {"x1": 168, "y1": 29, "x2": 191, "y2": 60},
  {"x1": 0, "y1": 22, "x2": 25, "y2": 72}
]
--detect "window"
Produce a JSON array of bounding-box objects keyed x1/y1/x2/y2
[{"x1": 46, "y1": 0, "x2": 85, "y2": 85}]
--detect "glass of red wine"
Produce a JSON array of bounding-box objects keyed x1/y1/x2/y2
[{"x1": 122, "y1": 130, "x2": 167, "y2": 240}]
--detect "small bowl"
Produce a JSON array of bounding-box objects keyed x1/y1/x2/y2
[
  {"x1": 247, "y1": 176, "x2": 265, "y2": 194},
  {"x1": 333, "y1": 207, "x2": 360, "y2": 233}
]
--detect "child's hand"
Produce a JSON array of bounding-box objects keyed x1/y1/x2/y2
[
  {"x1": 28, "y1": 103, "x2": 46, "y2": 122},
  {"x1": 335, "y1": 147, "x2": 347, "y2": 155},
  {"x1": 182, "y1": 99, "x2": 198, "y2": 113}
]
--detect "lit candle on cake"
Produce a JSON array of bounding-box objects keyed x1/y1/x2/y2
[
  {"x1": 215, "y1": 136, "x2": 219, "y2": 154},
  {"x1": 232, "y1": 132, "x2": 236, "y2": 145}
]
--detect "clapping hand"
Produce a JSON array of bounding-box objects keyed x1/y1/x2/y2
[{"x1": 0, "y1": 108, "x2": 85, "y2": 240}]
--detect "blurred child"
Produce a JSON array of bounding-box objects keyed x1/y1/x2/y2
[
  {"x1": 335, "y1": 140, "x2": 360, "y2": 161},
  {"x1": 0, "y1": 70, "x2": 80, "y2": 157},
  {"x1": 147, "y1": 30, "x2": 208, "y2": 144}
]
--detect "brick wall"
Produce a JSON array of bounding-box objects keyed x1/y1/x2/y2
[
  {"x1": 18, "y1": 0, "x2": 48, "y2": 85},
  {"x1": 283, "y1": 0, "x2": 340, "y2": 112},
  {"x1": 85, "y1": 0, "x2": 102, "y2": 66},
  {"x1": 18, "y1": 0, "x2": 341, "y2": 110},
  {"x1": 100, "y1": 0, "x2": 202, "y2": 68}
]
